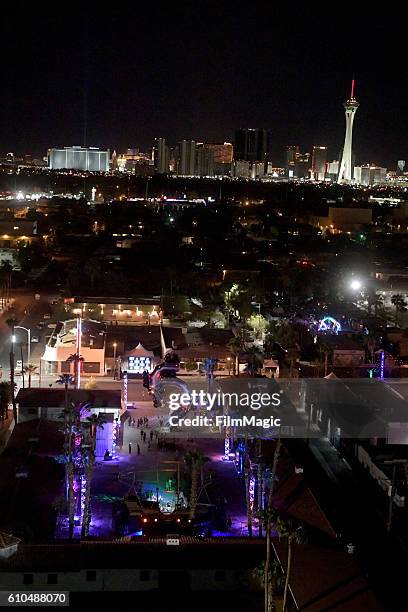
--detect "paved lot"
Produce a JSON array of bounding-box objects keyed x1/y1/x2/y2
[{"x1": 58, "y1": 396, "x2": 247, "y2": 539}]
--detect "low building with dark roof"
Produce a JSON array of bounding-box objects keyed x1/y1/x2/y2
[
  {"x1": 323, "y1": 334, "x2": 365, "y2": 367},
  {"x1": 162, "y1": 326, "x2": 235, "y2": 373},
  {"x1": 105, "y1": 325, "x2": 163, "y2": 357},
  {"x1": 16, "y1": 388, "x2": 121, "y2": 424},
  {"x1": 0, "y1": 538, "x2": 382, "y2": 609},
  {"x1": 64, "y1": 297, "x2": 162, "y2": 325},
  {"x1": 0, "y1": 420, "x2": 64, "y2": 540}
]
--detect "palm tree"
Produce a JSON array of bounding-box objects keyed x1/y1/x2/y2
[
  {"x1": 270, "y1": 322, "x2": 300, "y2": 377},
  {"x1": 64, "y1": 401, "x2": 93, "y2": 539},
  {"x1": 253, "y1": 556, "x2": 284, "y2": 612},
  {"x1": 62, "y1": 409, "x2": 75, "y2": 540},
  {"x1": 0, "y1": 262, "x2": 13, "y2": 305},
  {"x1": 257, "y1": 506, "x2": 280, "y2": 612},
  {"x1": 365, "y1": 287, "x2": 383, "y2": 316},
  {"x1": 6, "y1": 317, "x2": 18, "y2": 421},
  {"x1": 236, "y1": 292, "x2": 253, "y2": 323},
  {"x1": 287, "y1": 345, "x2": 300, "y2": 378},
  {"x1": 247, "y1": 313, "x2": 269, "y2": 340},
  {"x1": 0, "y1": 381, "x2": 12, "y2": 422},
  {"x1": 263, "y1": 437, "x2": 282, "y2": 612},
  {"x1": 224, "y1": 283, "x2": 253, "y2": 323},
  {"x1": 364, "y1": 331, "x2": 380, "y2": 365},
  {"x1": 224, "y1": 284, "x2": 239, "y2": 318},
  {"x1": 23, "y1": 364, "x2": 38, "y2": 389},
  {"x1": 278, "y1": 517, "x2": 306, "y2": 611},
  {"x1": 56, "y1": 374, "x2": 75, "y2": 406},
  {"x1": 80, "y1": 413, "x2": 105, "y2": 538},
  {"x1": 243, "y1": 443, "x2": 253, "y2": 537},
  {"x1": 203, "y1": 357, "x2": 217, "y2": 393},
  {"x1": 391, "y1": 294, "x2": 407, "y2": 326},
  {"x1": 57, "y1": 374, "x2": 75, "y2": 539},
  {"x1": 269, "y1": 321, "x2": 299, "y2": 349},
  {"x1": 258, "y1": 504, "x2": 306, "y2": 612},
  {"x1": 318, "y1": 339, "x2": 333, "y2": 377},
  {"x1": 227, "y1": 331, "x2": 246, "y2": 376},
  {"x1": 184, "y1": 449, "x2": 209, "y2": 519},
  {"x1": 257, "y1": 448, "x2": 264, "y2": 537},
  {"x1": 67, "y1": 353, "x2": 84, "y2": 389},
  {"x1": 245, "y1": 345, "x2": 264, "y2": 376}
]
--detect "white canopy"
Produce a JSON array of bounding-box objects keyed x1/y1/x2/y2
[{"x1": 125, "y1": 342, "x2": 154, "y2": 358}]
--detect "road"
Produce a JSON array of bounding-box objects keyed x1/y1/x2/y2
[{"x1": 0, "y1": 290, "x2": 58, "y2": 383}]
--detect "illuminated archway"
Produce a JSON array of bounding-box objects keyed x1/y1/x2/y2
[{"x1": 318, "y1": 316, "x2": 341, "y2": 334}]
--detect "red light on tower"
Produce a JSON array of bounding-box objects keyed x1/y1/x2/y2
[{"x1": 350, "y1": 79, "x2": 355, "y2": 99}]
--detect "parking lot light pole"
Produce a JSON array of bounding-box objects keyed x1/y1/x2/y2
[{"x1": 15, "y1": 325, "x2": 31, "y2": 365}]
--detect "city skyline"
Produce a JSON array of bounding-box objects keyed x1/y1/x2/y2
[
  {"x1": 0, "y1": 97, "x2": 403, "y2": 172},
  {"x1": 0, "y1": 4, "x2": 406, "y2": 166}
]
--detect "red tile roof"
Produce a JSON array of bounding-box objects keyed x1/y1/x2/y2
[{"x1": 273, "y1": 541, "x2": 382, "y2": 611}]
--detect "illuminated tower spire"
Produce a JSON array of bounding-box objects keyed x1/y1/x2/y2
[{"x1": 338, "y1": 80, "x2": 359, "y2": 183}]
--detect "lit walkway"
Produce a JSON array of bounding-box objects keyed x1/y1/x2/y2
[{"x1": 57, "y1": 399, "x2": 248, "y2": 539}]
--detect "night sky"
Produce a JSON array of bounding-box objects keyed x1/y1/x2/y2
[{"x1": 1, "y1": 2, "x2": 406, "y2": 166}]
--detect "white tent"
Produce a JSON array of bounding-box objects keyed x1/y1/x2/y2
[
  {"x1": 125, "y1": 343, "x2": 155, "y2": 374},
  {"x1": 124, "y1": 342, "x2": 155, "y2": 358}
]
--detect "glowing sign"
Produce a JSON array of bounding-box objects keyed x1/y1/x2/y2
[
  {"x1": 318, "y1": 316, "x2": 341, "y2": 334},
  {"x1": 224, "y1": 436, "x2": 230, "y2": 461},
  {"x1": 123, "y1": 371, "x2": 128, "y2": 407},
  {"x1": 128, "y1": 356, "x2": 152, "y2": 374},
  {"x1": 379, "y1": 350, "x2": 385, "y2": 380},
  {"x1": 249, "y1": 469, "x2": 255, "y2": 514}
]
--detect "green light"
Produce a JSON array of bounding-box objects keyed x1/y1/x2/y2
[{"x1": 369, "y1": 369, "x2": 373, "y2": 379}]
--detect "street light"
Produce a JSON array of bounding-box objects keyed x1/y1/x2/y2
[
  {"x1": 15, "y1": 325, "x2": 31, "y2": 365},
  {"x1": 350, "y1": 279, "x2": 362, "y2": 291}
]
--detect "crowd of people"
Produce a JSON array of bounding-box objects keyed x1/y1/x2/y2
[{"x1": 127, "y1": 413, "x2": 162, "y2": 455}]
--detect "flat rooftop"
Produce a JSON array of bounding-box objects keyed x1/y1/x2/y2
[{"x1": 16, "y1": 388, "x2": 121, "y2": 409}]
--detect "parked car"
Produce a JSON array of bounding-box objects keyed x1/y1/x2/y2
[
  {"x1": 37, "y1": 322, "x2": 45, "y2": 330},
  {"x1": 31, "y1": 336, "x2": 39, "y2": 343},
  {"x1": 43, "y1": 313, "x2": 51, "y2": 320}
]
